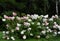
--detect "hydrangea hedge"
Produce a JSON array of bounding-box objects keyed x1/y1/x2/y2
[{"x1": 2, "y1": 12, "x2": 60, "y2": 40}]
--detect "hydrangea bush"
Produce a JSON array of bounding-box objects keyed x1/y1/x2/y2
[{"x1": 2, "y1": 12, "x2": 60, "y2": 40}]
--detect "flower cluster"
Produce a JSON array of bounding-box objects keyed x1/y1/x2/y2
[{"x1": 2, "y1": 12, "x2": 60, "y2": 40}]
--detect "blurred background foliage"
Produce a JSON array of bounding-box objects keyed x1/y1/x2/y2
[{"x1": 0, "y1": 0, "x2": 59, "y2": 16}]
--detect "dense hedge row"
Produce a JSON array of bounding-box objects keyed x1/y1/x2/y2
[{"x1": 2, "y1": 12, "x2": 60, "y2": 40}]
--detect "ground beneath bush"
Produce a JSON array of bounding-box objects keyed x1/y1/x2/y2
[{"x1": 0, "y1": 32, "x2": 60, "y2": 41}]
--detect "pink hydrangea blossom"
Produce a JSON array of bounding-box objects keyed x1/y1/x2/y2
[
  {"x1": 4, "y1": 15, "x2": 9, "y2": 19},
  {"x1": 24, "y1": 22, "x2": 30, "y2": 27},
  {"x1": 52, "y1": 15, "x2": 55, "y2": 18},
  {"x1": 9, "y1": 16, "x2": 15, "y2": 20},
  {"x1": 12, "y1": 12, "x2": 17, "y2": 16},
  {"x1": 21, "y1": 16, "x2": 29, "y2": 20},
  {"x1": 45, "y1": 21, "x2": 49, "y2": 26},
  {"x1": 16, "y1": 27, "x2": 19, "y2": 30},
  {"x1": 55, "y1": 15, "x2": 58, "y2": 18}
]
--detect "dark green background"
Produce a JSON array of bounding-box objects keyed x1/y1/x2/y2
[{"x1": 0, "y1": 0, "x2": 59, "y2": 15}]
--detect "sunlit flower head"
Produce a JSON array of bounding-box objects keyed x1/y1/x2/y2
[
  {"x1": 36, "y1": 35, "x2": 40, "y2": 38},
  {"x1": 43, "y1": 15, "x2": 48, "y2": 18},
  {"x1": 41, "y1": 30, "x2": 46, "y2": 34},
  {"x1": 20, "y1": 30, "x2": 26, "y2": 35},
  {"x1": 49, "y1": 18, "x2": 53, "y2": 21},
  {"x1": 58, "y1": 31, "x2": 60, "y2": 34},
  {"x1": 11, "y1": 36, "x2": 15, "y2": 40},
  {"x1": 6, "y1": 31, "x2": 9, "y2": 34},
  {"x1": 27, "y1": 27, "x2": 31, "y2": 31},
  {"x1": 28, "y1": 19, "x2": 32, "y2": 22},
  {"x1": 17, "y1": 23, "x2": 21, "y2": 27},
  {"x1": 23, "y1": 35, "x2": 26, "y2": 39},
  {"x1": 30, "y1": 33, "x2": 33, "y2": 36},
  {"x1": 43, "y1": 18, "x2": 47, "y2": 22},
  {"x1": 2, "y1": 19, "x2": 6, "y2": 21},
  {"x1": 31, "y1": 14, "x2": 38, "y2": 19}
]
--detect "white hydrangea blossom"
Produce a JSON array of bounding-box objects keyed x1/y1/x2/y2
[
  {"x1": 54, "y1": 22, "x2": 57, "y2": 25},
  {"x1": 37, "y1": 16, "x2": 40, "y2": 19},
  {"x1": 17, "y1": 23, "x2": 21, "y2": 27},
  {"x1": 21, "y1": 31, "x2": 24, "y2": 35},
  {"x1": 28, "y1": 19, "x2": 32, "y2": 22},
  {"x1": 23, "y1": 35, "x2": 26, "y2": 39},
  {"x1": 40, "y1": 15, "x2": 44, "y2": 17},
  {"x1": 57, "y1": 25, "x2": 60, "y2": 30},
  {"x1": 43, "y1": 18, "x2": 47, "y2": 22},
  {"x1": 37, "y1": 22, "x2": 40, "y2": 25},
  {"x1": 6, "y1": 31, "x2": 9, "y2": 34},
  {"x1": 27, "y1": 27, "x2": 32, "y2": 31},
  {"x1": 6, "y1": 24, "x2": 9, "y2": 27},
  {"x1": 31, "y1": 14, "x2": 38, "y2": 19},
  {"x1": 53, "y1": 32, "x2": 57, "y2": 36},
  {"x1": 7, "y1": 36, "x2": 10, "y2": 40},
  {"x1": 11, "y1": 36, "x2": 15, "y2": 40},
  {"x1": 2, "y1": 19, "x2": 6, "y2": 21},
  {"x1": 53, "y1": 25, "x2": 57, "y2": 28},
  {"x1": 30, "y1": 33, "x2": 33, "y2": 36},
  {"x1": 41, "y1": 30, "x2": 46, "y2": 34},
  {"x1": 20, "y1": 30, "x2": 26, "y2": 35},
  {"x1": 2, "y1": 31, "x2": 6, "y2": 35},
  {"x1": 47, "y1": 29, "x2": 52, "y2": 32},
  {"x1": 53, "y1": 24, "x2": 58, "y2": 29},
  {"x1": 42, "y1": 23, "x2": 45, "y2": 25},
  {"x1": 36, "y1": 35, "x2": 40, "y2": 38},
  {"x1": 46, "y1": 27, "x2": 49, "y2": 29},
  {"x1": 11, "y1": 29, "x2": 14, "y2": 33},
  {"x1": 49, "y1": 18, "x2": 53, "y2": 21},
  {"x1": 27, "y1": 14, "x2": 30, "y2": 17},
  {"x1": 3, "y1": 31, "x2": 5, "y2": 34},
  {"x1": 31, "y1": 22, "x2": 34, "y2": 25},
  {"x1": 58, "y1": 31, "x2": 60, "y2": 34},
  {"x1": 43, "y1": 15, "x2": 48, "y2": 18}
]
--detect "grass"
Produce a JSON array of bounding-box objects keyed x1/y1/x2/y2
[{"x1": 0, "y1": 32, "x2": 60, "y2": 41}]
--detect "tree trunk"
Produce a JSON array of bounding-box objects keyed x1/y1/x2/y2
[{"x1": 56, "y1": 0, "x2": 58, "y2": 15}]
